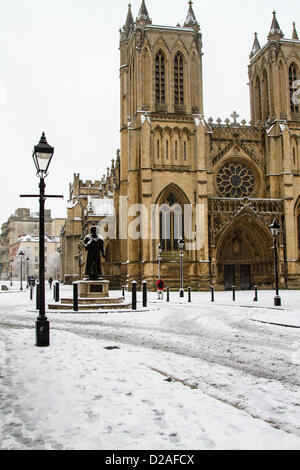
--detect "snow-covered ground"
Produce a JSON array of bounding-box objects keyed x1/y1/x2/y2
[{"x1": 0, "y1": 283, "x2": 299, "y2": 450}]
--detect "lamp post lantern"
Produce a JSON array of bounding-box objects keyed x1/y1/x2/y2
[
  {"x1": 157, "y1": 243, "x2": 162, "y2": 279},
  {"x1": 178, "y1": 238, "x2": 184, "y2": 298},
  {"x1": 269, "y1": 219, "x2": 281, "y2": 307},
  {"x1": 19, "y1": 251, "x2": 24, "y2": 290},
  {"x1": 33, "y1": 132, "x2": 54, "y2": 347}
]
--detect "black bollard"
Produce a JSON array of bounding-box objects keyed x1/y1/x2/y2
[
  {"x1": 142, "y1": 281, "x2": 147, "y2": 307},
  {"x1": 55, "y1": 281, "x2": 60, "y2": 303},
  {"x1": 253, "y1": 285, "x2": 258, "y2": 302},
  {"x1": 166, "y1": 286, "x2": 170, "y2": 302},
  {"x1": 210, "y1": 285, "x2": 214, "y2": 302},
  {"x1": 73, "y1": 282, "x2": 78, "y2": 312},
  {"x1": 132, "y1": 281, "x2": 137, "y2": 310},
  {"x1": 122, "y1": 285, "x2": 125, "y2": 299},
  {"x1": 232, "y1": 285, "x2": 236, "y2": 301},
  {"x1": 30, "y1": 286, "x2": 33, "y2": 301},
  {"x1": 188, "y1": 287, "x2": 191, "y2": 303},
  {"x1": 36, "y1": 282, "x2": 40, "y2": 310}
]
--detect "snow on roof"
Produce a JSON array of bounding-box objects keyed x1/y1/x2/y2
[
  {"x1": 18, "y1": 235, "x2": 60, "y2": 243},
  {"x1": 146, "y1": 24, "x2": 194, "y2": 32},
  {"x1": 90, "y1": 198, "x2": 115, "y2": 217}
]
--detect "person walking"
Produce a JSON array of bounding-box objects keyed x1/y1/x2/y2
[{"x1": 157, "y1": 278, "x2": 164, "y2": 300}]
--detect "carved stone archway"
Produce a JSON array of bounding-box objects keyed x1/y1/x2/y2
[
  {"x1": 209, "y1": 198, "x2": 285, "y2": 289},
  {"x1": 215, "y1": 213, "x2": 274, "y2": 289}
]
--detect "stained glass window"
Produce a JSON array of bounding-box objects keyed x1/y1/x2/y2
[{"x1": 216, "y1": 162, "x2": 255, "y2": 198}]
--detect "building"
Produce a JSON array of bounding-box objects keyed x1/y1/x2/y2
[
  {"x1": 60, "y1": 173, "x2": 115, "y2": 285},
  {"x1": 0, "y1": 208, "x2": 65, "y2": 280},
  {"x1": 60, "y1": 1, "x2": 300, "y2": 290},
  {"x1": 10, "y1": 235, "x2": 61, "y2": 282}
]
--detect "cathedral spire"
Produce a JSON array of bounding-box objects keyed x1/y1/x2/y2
[
  {"x1": 122, "y1": 3, "x2": 134, "y2": 39},
  {"x1": 268, "y1": 11, "x2": 284, "y2": 41},
  {"x1": 184, "y1": 1, "x2": 199, "y2": 28},
  {"x1": 250, "y1": 32, "x2": 261, "y2": 58},
  {"x1": 292, "y1": 22, "x2": 299, "y2": 40},
  {"x1": 137, "y1": 0, "x2": 151, "y2": 24},
  {"x1": 125, "y1": 4, "x2": 134, "y2": 30}
]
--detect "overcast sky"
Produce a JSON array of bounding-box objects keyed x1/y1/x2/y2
[{"x1": 0, "y1": 0, "x2": 299, "y2": 228}]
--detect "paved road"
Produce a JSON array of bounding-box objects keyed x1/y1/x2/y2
[{"x1": 1, "y1": 288, "x2": 300, "y2": 437}]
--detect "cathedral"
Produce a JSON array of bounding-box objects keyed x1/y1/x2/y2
[{"x1": 60, "y1": 1, "x2": 300, "y2": 291}]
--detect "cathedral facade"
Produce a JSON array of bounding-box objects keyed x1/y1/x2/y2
[{"x1": 60, "y1": 1, "x2": 300, "y2": 291}]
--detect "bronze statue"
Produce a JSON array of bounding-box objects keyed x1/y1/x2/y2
[{"x1": 84, "y1": 226, "x2": 106, "y2": 280}]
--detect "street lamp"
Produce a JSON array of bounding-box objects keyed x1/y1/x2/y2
[
  {"x1": 10, "y1": 259, "x2": 13, "y2": 286},
  {"x1": 178, "y1": 237, "x2": 184, "y2": 298},
  {"x1": 26, "y1": 256, "x2": 30, "y2": 288},
  {"x1": 269, "y1": 219, "x2": 281, "y2": 307},
  {"x1": 19, "y1": 251, "x2": 24, "y2": 290},
  {"x1": 157, "y1": 243, "x2": 162, "y2": 279},
  {"x1": 33, "y1": 132, "x2": 54, "y2": 347}
]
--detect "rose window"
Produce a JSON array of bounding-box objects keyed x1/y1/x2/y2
[{"x1": 216, "y1": 161, "x2": 255, "y2": 198}]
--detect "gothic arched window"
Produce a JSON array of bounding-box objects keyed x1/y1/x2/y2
[
  {"x1": 155, "y1": 50, "x2": 165, "y2": 104},
  {"x1": 255, "y1": 75, "x2": 262, "y2": 122},
  {"x1": 159, "y1": 191, "x2": 185, "y2": 252},
  {"x1": 289, "y1": 63, "x2": 299, "y2": 114},
  {"x1": 262, "y1": 69, "x2": 270, "y2": 122},
  {"x1": 174, "y1": 52, "x2": 184, "y2": 105},
  {"x1": 279, "y1": 61, "x2": 287, "y2": 117}
]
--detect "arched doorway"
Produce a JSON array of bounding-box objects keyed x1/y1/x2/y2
[{"x1": 216, "y1": 212, "x2": 274, "y2": 290}]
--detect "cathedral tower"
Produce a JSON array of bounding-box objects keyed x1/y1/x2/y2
[
  {"x1": 249, "y1": 11, "x2": 300, "y2": 123},
  {"x1": 117, "y1": 1, "x2": 208, "y2": 287},
  {"x1": 248, "y1": 12, "x2": 300, "y2": 288}
]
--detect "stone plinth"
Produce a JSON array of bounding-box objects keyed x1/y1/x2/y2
[
  {"x1": 78, "y1": 279, "x2": 110, "y2": 299},
  {"x1": 48, "y1": 278, "x2": 132, "y2": 311}
]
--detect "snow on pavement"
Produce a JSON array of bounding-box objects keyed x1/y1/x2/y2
[{"x1": 0, "y1": 284, "x2": 300, "y2": 450}]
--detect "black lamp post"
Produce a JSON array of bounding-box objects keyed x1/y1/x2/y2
[
  {"x1": 26, "y1": 256, "x2": 30, "y2": 288},
  {"x1": 269, "y1": 219, "x2": 281, "y2": 307},
  {"x1": 178, "y1": 238, "x2": 184, "y2": 298},
  {"x1": 33, "y1": 133, "x2": 54, "y2": 347},
  {"x1": 157, "y1": 243, "x2": 162, "y2": 279},
  {"x1": 19, "y1": 251, "x2": 24, "y2": 290}
]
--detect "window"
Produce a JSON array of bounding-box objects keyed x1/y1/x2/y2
[
  {"x1": 216, "y1": 161, "x2": 255, "y2": 198},
  {"x1": 175, "y1": 141, "x2": 178, "y2": 160},
  {"x1": 174, "y1": 52, "x2": 184, "y2": 105},
  {"x1": 184, "y1": 141, "x2": 187, "y2": 161},
  {"x1": 262, "y1": 70, "x2": 269, "y2": 121},
  {"x1": 293, "y1": 147, "x2": 296, "y2": 166},
  {"x1": 155, "y1": 51, "x2": 165, "y2": 104},
  {"x1": 255, "y1": 75, "x2": 262, "y2": 121},
  {"x1": 159, "y1": 192, "x2": 184, "y2": 251},
  {"x1": 289, "y1": 63, "x2": 299, "y2": 114},
  {"x1": 157, "y1": 140, "x2": 160, "y2": 159}
]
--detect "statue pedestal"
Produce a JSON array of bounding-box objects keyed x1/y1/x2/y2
[
  {"x1": 48, "y1": 278, "x2": 132, "y2": 311},
  {"x1": 78, "y1": 279, "x2": 110, "y2": 299}
]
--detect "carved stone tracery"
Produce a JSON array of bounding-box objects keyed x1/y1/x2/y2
[
  {"x1": 208, "y1": 197, "x2": 284, "y2": 247},
  {"x1": 216, "y1": 161, "x2": 255, "y2": 198}
]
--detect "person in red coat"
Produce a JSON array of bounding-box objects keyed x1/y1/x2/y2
[{"x1": 157, "y1": 278, "x2": 164, "y2": 300}]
